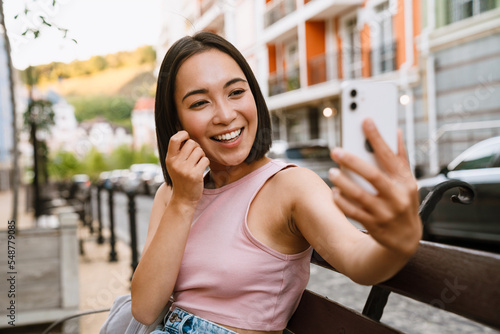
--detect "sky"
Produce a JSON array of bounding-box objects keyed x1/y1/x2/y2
[{"x1": 4, "y1": 0, "x2": 163, "y2": 69}]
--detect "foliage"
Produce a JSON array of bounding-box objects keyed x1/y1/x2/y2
[
  {"x1": 68, "y1": 95, "x2": 134, "y2": 124},
  {"x1": 48, "y1": 150, "x2": 81, "y2": 180},
  {"x1": 135, "y1": 145, "x2": 159, "y2": 165},
  {"x1": 13, "y1": 0, "x2": 77, "y2": 44},
  {"x1": 23, "y1": 99, "x2": 55, "y2": 130},
  {"x1": 49, "y1": 144, "x2": 158, "y2": 182},
  {"x1": 110, "y1": 144, "x2": 136, "y2": 170},
  {"x1": 20, "y1": 45, "x2": 156, "y2": 84},
  {"x1": 80, "y1": 147, "x2": 109, "y2": 181}
]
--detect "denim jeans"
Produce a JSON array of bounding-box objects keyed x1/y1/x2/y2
[{"x1": 151, "y1": 308, "x2": 238, "y2": 334}]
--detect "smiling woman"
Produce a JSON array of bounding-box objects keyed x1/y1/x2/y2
[{"x1": 100, "y1": 31, "x2": 423, "y2": 334}]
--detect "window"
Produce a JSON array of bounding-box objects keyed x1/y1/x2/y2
[
  {"x1": 371, "y1": 1, "x2": 396, "y2": 76},
  {"x1": 447, "y1": 0, "x2": 497, "y2": 25},
  {"x1": 342, "y1": 16, "x2": 362, "y2": 79},
  {"x1": 452, "y1": 141, "x2": 500, "y2": 170}
]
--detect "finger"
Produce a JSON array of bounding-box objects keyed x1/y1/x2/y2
[
  {"x1": 362, "y1": 118, "x2": 399, "y2": 175},
  {"x1": 330, "y1": 149, "x2": 394, "y2": 198},
  {"x1": 329, "y1": 167, "x2": 384, "y2": 212},
  {"x1": 168, "y1": 131, "x2": 190, "y2": 156},
  {"x1": 186, "y1": 146, "x2": 207, "y2": 165},
  {"x1": 396, "y1": 129, "x2": 410, "y2": 167},
  {"x1": 178, "y1": 139, "x2": 201, "y2": 161},
  {"x1": 332, "y1": 187, "x2": 374, "y2": 225}
]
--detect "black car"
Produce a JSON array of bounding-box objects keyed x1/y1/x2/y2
[
  {"x1": 268, "y1": 140, "x2": 337, "y2": 187},
  {"x1": 417, "y1": 136, "x2": 500, "y2": 247}
]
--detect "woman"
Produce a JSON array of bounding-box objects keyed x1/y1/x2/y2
[{"x1": 130, "y1": 31, "x2": 422, "y2": 334}]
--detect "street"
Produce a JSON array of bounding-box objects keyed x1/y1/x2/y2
[{"x1": 94, "y1": 189, "x2": 498, "y2": 334}]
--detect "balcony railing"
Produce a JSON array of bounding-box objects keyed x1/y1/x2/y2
[
  {"x1": 264, "y1": 0, "x2": 297, "y2": 28},
  {"x1": 308, "y1": 54, "x2": 327, "y2": 86},
  {"x1": 268, "y1": 66, "x2": 301, "y2": 96},
  {"x1": 369, "y1": 41, "x2": 398, "y2": 76},
  {"x1": 269, "y1": 43, "x2": 399, "y2": 95}
]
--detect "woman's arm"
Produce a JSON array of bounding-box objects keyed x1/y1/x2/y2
[
  {"x1": 130, "y1": 131, "x2": 209, "y2": 325},
  {"x1": 290, "y1": 119, "x2": 421, "y2": 285}
]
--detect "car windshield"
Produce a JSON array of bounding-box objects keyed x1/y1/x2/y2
[
  {"x1": 450, "y1": 140, "x2": 500, "y2": 171},
  {"x1": 285, "y1": 146, "x2": 331, "y2": 161}
]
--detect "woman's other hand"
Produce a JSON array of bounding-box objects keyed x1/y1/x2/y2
[
  {"x1": 329, "y1": 118, "x2": 422, "y2": 258},
  {"x1": 166, "y1": 130, "x2": 210, "y2": 204}
]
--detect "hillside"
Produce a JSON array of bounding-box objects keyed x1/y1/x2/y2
[{"x1": 42, "y1": 64, "x2": 157, "y2": 98}]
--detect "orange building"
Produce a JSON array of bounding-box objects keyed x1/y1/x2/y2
[{"x1": 159, "y1": 0, "x2": 422, "y2": 170}]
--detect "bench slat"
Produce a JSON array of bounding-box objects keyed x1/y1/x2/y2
[
  {"x1": 311, "y1": 241, "x2": 500, "y2": 330},
  {"x1": 286, "y1": 289, "x2": 403, "y2": 334}
]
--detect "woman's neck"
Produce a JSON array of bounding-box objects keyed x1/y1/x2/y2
[{"x1": 205, "y1": 157, "x2": 271, "y2": 189}]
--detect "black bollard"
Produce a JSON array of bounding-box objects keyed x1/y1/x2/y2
[
  {"x1": 96, "y1": 185, "x2": 104, "y2": 244},
  {"x1": 127, "y1": 191, "x2": 139, "y2": 278},
  {"x1": 108, "y1": 187, "x2": 118, "y2": 262},
  {"x1": 87, "y1": 188, "x2": 94, "y2": 234}
]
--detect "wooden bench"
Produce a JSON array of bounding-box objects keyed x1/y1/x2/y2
[{"x1": 285, "y1": 241, "x2": 500, "y2": 333}]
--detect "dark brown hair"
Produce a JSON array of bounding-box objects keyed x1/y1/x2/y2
[{"x1": 155, "y1": 31, "x2": 272, "y2": 186}]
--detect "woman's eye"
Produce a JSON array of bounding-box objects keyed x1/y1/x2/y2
[
  {"x1": 190, "y1": 100, "x2": 207, "y2": 109},
  {"x1": 229, "y1": 89, "x2": 245, "y2": 97}
]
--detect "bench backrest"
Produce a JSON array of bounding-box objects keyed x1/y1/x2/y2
[{"x1": 286, "y1": 240, "x2": 500, "y2": 333}]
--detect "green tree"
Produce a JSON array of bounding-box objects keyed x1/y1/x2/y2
[
  {"x1": 134, "y1": 145, "x2": 159, "y2": 164},
  {"x1": 88, "y1": 55, "x2": 108, "y2": 73},
  {"x1": 110, "y1": 144, "x2": 135, "y2": 169},
  {"x1": 48, "y1": 150, "x2": 81, "y2": 180},
  {"x1": 81, "y1": 147, "x2": 108, "y2": 181},
  {"x1": 69, "y1": 95, "x2": 134, "y2": 122}
]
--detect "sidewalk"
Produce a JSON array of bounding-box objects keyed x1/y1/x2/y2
[
  {"x1": 0, "y1": 188, "x2": 134, "y2": 333},
  {"x1": 78, "y1": 226, "x2": 133, "y2": 333}
]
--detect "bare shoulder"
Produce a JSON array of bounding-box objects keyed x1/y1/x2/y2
[{"x1": 270, "y1": 165, "x2": 331, "y2": 196}]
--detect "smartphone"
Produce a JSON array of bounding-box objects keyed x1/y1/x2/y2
[{"x1": 340, "y1": 80, "x2": 398, "y2": 194}]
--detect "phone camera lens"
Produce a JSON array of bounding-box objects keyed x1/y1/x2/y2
[
  {"x1": 350, "y1": 89, "x2": 357, "y2": 97},
  {"x1": 350, "y1": 102, "x2": 357, "y2": 111}
]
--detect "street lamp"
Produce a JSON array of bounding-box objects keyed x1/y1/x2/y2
[{"x1": 323, "y1": 107, "x2": 337, "y2": 148}]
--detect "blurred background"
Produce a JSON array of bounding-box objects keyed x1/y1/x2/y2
[{"x1": 0, "y1": 0, "x2": 499, "y2": 333}]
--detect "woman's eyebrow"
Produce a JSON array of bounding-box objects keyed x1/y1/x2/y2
[
  {"x1": 224, "y1": 77, "x2": 247, "y2": 88},
  {"x1": 182, "y1": 88, "x2": 208, "y2": 102},
  {"x1": 182, "y1": 78, "x2": 247, "y2": 102}
]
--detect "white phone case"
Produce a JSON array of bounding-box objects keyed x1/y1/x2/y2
[{"x1": 340, "y1": 80, "x2": 398, "y2": 194}]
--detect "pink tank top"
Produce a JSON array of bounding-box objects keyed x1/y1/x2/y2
[{"x1": 172, "y1": 160, "x2": 312, "y2": 331}]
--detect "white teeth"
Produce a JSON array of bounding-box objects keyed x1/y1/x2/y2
[{"x1": 214, "y1": 129, "x2": 242, "y2": 142}]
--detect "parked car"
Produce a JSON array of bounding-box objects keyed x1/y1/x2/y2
[
  {"x1": 69, "y1": 174, "x2": 91, "y2": 201},
  {"x1": 122, "y1": 163, "x2": 162, "y2": 195},
  {"x1": 417, "y1": 136, "x2": 500, "y2": 246},
  {"x1": 108, "y1": 169, "x2": 131, "y2": 191},
  {"x1": 269, "y1": 140, "x2": 337, "y2": 187}
]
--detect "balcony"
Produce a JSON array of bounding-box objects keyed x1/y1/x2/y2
[
  {"x1": 264, "y1": 0, "x2": 297, "y2": 28},
  {"x1": 369, "y1": 41, "x2": 398, "y2": 76},
  {"x1": 268, "y1": 66, "x2": 301, "y2": 96}
]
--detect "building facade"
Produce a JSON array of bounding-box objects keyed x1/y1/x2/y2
[
  {"x1": 131, "y1": 97, "x2": 157, "y2": 151},
  {"x1": 0, "y1": 23, "x2": 13, "y2": 191},
  {"x1": 157, "y1": 0, "x2": 500, "y2": 177},
  {"x1": 418, "y1": 0, "x2": 500, "y2": 174}
]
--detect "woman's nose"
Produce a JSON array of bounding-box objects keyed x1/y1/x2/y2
[{"x1": 213, "y1": 101, "x2": 237, "y2": 124}]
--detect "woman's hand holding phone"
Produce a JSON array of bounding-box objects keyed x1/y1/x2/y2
[
  {"x1": 329, "y1": 119, "x2": 422, "y2": 257},
  {"x1": 166, "y1": 130, "x2": 210, "y2": 204}
]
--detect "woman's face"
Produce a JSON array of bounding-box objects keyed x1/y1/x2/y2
[{"x1": 174, "y1": 49, "x2": 258, "y2": 169}]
